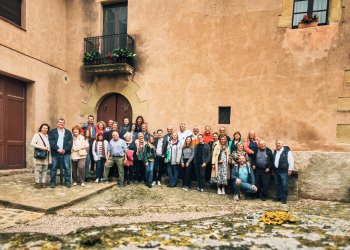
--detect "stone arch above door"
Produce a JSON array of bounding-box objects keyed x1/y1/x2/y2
[{"x1": 80, "y1": 79, "x2": 148, "y2": 122}]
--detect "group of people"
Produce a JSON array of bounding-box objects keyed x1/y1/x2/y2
[{"x1": 31, "y1": 115, "x2": 294, "y2": 204}]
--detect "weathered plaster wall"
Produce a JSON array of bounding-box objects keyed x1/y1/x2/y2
[
  {"x1": 0, "y1": 0, "x2": 67, "y2": 70},
  {"x1": 123, "y1": 0, "x2": 349, "y2": 151},
  {"x1": 0, "y1": 46, "x2": 67, "y2": 168},
  {"x1": 0, "y1": 0, "x2": 67, "y2": 167}
]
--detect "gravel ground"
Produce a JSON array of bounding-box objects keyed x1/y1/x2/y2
[{"x1": 4, "y1": 211, "x2": 230, "y2": 235}]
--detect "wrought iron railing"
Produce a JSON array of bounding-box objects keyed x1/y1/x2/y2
[{"x1": 83, "y1": 33, "x2": 135, "y2": 66}]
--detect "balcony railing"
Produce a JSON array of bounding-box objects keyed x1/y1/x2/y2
[{"x1": 83, "y1": 33, "x2": 135, "y2": 75}]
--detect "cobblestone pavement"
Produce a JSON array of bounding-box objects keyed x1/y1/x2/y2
[
  {"x1": 0, "y1": 208, "x2": 43, "y2": 231},
  {"x1": 0, "y1": 181, "x2": 349, "y2": 249},
  {"x1": 0, "y1": 173, "x2": 115, "y2": 212}
]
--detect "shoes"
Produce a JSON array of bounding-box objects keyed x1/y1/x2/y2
[
  {"x1": 274, "y1": 198, "x2": 282, "y2": 202},
  {"x1": 41, "y1": 183, "x2": 47, "y2": 188},
  {"x1": 73, "y1": 182, "x2": 77, "y2": 186},
  {"x1": 157, "y1": 181, "x2": 161, "y2": 186},
  {"x1": 262, "y1": 195, "x2": 267, "y2": 201},
  {"x1": 95, "y1": 178, "x2": 99, "y2": 183},
  {"x1": 152, "y1": 181, "x2": 156, "y2": 186},
  {"x1": 127, "y1": 181, "x2": 130, "y2": 185},
  {"x1": 81, "y1": 183, "x2": 86, "y2": 187},
  {"x1": 182, "y1": 187, "x2": 189, "y2": 192},
  {"x1": 233, "y1": 195, "x2": 239, "y2": 201},
  {"x1": 200, "y1": 189, "x2": 204, "y2": 192},
  {"x1": 50, "y1": 183, "x2": 55, "y2": 188},
  {"x1": 281, "y1": 200, "x2": 287, "y2": 204},
  {"x1": 217, "y1": 188, "x2": 222, "y2": 195},
  {"x1": 239, "y1": 192, "x2": 245, "y2": 200},
  {"x1": 66, "y1": 183, "x2": 71, "y2": 188},
  {"x1": 148, "y1": 184, "x2": 152, "y2": 188},
  {"x1": 222, "y1": 188, "x2": 226, "y2": 195},
  {"x1": 35, "y1": 183, "x2": 41, "y2": 189},
  {"x1": 197, "y1": 187, "x2": 201, "y2": 192}
]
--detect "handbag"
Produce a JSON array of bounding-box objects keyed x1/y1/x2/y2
[{"x1": 34, "y1": 134, "x2": 48, "y2": 159}]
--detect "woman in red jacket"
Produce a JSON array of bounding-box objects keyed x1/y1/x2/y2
[{"x1": 244, "y1": 131, "x2": 259, "y2": 162}]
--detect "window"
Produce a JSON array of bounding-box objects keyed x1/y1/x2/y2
[
  {"x1": 103, "y1": 3, "x2": 127, "y2": 36},
  {"x1": 292, "y1": 0, "x2": 329, "y2": 28},
  {"x1": 102, "y1": 3, "x2": 128, "y2": 53},
  {"x1": 0, "y1": 0, "x2": 22, "y2": 26},
  {"x1": 218, "y1": 107, "x2": 231, "y2": 124}
]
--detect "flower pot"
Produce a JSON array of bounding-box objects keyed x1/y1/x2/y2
[{"x1": 298, "y1": 21, "x2": 319, "y2": 29}]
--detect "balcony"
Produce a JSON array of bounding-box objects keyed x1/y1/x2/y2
[{"x1": 83, "y1": 33, "x2": 135, "y2": 75}]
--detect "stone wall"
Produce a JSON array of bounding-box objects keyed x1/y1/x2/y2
[{"x1": 295, "y1": 151, "x2": 350, "y2": 202}]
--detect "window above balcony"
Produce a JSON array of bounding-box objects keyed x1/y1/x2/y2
[
  {"x1": 83, "y1": 3, "x2": 135, "y2": 75},
  {"x1": 83, "y1": 33, "x2": 135, "y2": 75}
]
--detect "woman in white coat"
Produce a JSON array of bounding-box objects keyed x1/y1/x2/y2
[
  {"x1": 31, "y1": 123, "x2": 51, "y2": 189},
  {"x1": 71, "y1": 126, "x2": 89, "y2": 187}
]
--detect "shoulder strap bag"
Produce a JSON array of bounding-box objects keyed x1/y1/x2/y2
[{"x1": 34, "y1": 134, "x2": 48, "y2": 159}]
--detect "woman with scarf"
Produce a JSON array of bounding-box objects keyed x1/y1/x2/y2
[
  {"x1": 165, "y1": 132, "x2": 182, "y2": 188},
  {"x1": 211, "y1": 135, "x2": 230, "y2": 195}
]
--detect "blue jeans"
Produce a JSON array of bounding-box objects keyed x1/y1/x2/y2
[
  {"x1": 145, "y1": 161, "x2": 154, "y2": 184},
  {"x1": 167, "y1": 163, "x2": 178, "y2": 186},
  {"x1": 275, "y1": 172, "x2": 289, "y2": 202},
  {"x1": 96, "y1": 158, "x2": 106, "y2": 179},
  {"x1": 233, "y1": 181, "x2": 257, "y2": 195},
  {"x1": 51, "y1": 154, "x2": 71, "y2": 185},
  {"x1": 85, "y1": 154, "x2": 91, "y2": 178}
]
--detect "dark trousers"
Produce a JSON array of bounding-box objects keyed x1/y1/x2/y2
[
  {"x1": 96, "y1": 158, "x2": 106, "y2": 179},
  {"x1": 89, "y1": 152, "x2": 95, "y2": 171},
  {"x1": 182, "y1": 159, "x2": 192, "y2": 188},
  {"x1": 275, "y1": 172, "x2": 289, "y2": 202},
  {"x1": 124, "y1": 164, "x2": 133, "y2": 184},
  {"x1": 154, "y1": 156, "x2": 165, "y2": 182},
  {"x1": 135, "y1": 160, "x2": 145, "y2": 182},
  {"x1": 167, "y1": 164, "x2": 179, "y2": 186},
  {"x1": 255, "y1": 170, "x2": 271, "y2": 198},
  {"x1": 194, "y1": 163, "x2": 206, "y2": 189},
  {"x1": 205, "y1": 160, "x2": 212, "y2": 182}
]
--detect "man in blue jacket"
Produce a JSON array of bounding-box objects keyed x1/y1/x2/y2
[
  {"x1": 232, "y1": 155, "x2": 258, "y2": 201},
  {"x1": 49, "y1": 118, "x2": 73, "y2": 188}
]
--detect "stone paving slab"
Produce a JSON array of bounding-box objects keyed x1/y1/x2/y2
[
  {"x1": 0, "y1": 207, "x2": 43, "y2": 230},
  {"x1": 0, "y1": 173, "x2": 115, "y2": 213}
]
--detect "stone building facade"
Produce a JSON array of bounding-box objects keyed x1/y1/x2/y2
[{"x1": 0, "y1": 0, "x2": 349, "y2": 200}]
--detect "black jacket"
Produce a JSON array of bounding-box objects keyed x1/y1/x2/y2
[
  {"x1": 193, "y1": 143, "x2": 211, "y2": 165},
  {"x1": 49, "y1": 128, "x2": 73, "y2": 156},
  {"x1": 154, "y1": 137, "x2": 167, "y2": 156}
]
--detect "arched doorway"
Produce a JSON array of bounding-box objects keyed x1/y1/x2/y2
[{"x1": 97, "y1": 93, "x2": 133, "y2": 128}]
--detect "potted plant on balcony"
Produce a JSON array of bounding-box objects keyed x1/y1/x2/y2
[
  {"x1": 83, "y1": 51, "x2": 104, "y2": 65},
  {"x1": 298, "y1": 14, "x2": 319, "y2": 29},
  {"x1": 111, "y1": 48, "x2": 136, "y2": 67}
]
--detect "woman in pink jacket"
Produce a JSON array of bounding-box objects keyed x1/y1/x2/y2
[{"x1": 244, "y1": 131, "x2": 259, "y2": 162}]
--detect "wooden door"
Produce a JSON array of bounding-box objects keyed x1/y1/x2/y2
[
  {"x1": 97, "y1": 93, "x2": 132, "y2": 128},
  {"x1": 116, "y1": 94, "x2": 132, "y2": 127},
  {"x1": 0, "y1": 75, "x2": 26, "y2": 169}
]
